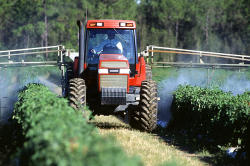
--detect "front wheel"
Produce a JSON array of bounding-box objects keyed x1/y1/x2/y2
[
  {"x1": 68, "y1": 78, "x2": 86, "y2": 110},
  {"x1": 129, "y1": 80, "x2": 158, "y2": 132}
]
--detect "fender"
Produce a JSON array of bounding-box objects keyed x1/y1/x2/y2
[{"x1": 129, "y1": 56, "x2": 146, "y2": 86}]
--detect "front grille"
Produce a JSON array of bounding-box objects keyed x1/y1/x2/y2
[
  {"x1": 101, "y1": 88, "x2": 126, "y2": 105},
  {"x1": 100, "y1": 75, "x2": 127, "y2": 89}
]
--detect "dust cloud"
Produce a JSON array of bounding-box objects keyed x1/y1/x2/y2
[{"x1": 0, "y1": 66, "x2": 61, "y2": 125}]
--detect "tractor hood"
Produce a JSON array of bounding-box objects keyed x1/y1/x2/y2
[
  {"x1": 98, "y1": 54, "x2": 130, "y2": 70},
  {"x1": 99, "y1": 54, "x2": 128, "y2": 61}
]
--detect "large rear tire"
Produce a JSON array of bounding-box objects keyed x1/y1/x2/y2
[
  {"x1": 64, "y1": 63, "x2": 73, "y2": 97},
  {"x1": 129, "y1": 80, "x2": 158, "y2": 132},
  {"x1": 68, "y1": 78, "x2": 86, "y2": 110}
]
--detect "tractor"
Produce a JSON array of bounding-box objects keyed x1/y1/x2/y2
[{"x1": 65, "y1": 20, "x2": 158, "y2": 132}]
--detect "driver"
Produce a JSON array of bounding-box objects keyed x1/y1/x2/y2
[{"x1": 91, "y1": 32, "x2": 123, "y2": 54}]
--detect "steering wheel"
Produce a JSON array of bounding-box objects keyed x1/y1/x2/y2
[{"x1": 88, "y1": 49, "x2": 99, "y2": 63}]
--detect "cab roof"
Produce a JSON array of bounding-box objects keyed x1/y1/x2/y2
[{"x1": 86, "y1": 20, "x2": 136, "y2": 29}]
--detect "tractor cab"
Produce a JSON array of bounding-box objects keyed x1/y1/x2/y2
[{"x1": 85, "y1": 21, "x2": 137, "y2": 75}]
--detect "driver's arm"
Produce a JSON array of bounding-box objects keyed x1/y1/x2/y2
[
  {"x1": 92, "y1": 40, "x2": 108, "y2": 54},
  {"x1": 114, "y1": 40, "x2": 123, "y2": 53}
]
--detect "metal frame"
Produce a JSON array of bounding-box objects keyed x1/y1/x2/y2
[
  {"x1": 0, "y1": 45, "x2": 65, "y2": 66},
  {"x1": 0, "y1": 45, "x2": 70, "y2": 96},
  {"x1": 0, "y1": 45, "x2": 67, "y2": 80},
  {"x1": 143, "y1": 45, "x2": 250, "y2": 68}
]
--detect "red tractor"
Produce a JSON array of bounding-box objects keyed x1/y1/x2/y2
[{"x1": 66, "y1": 20, "x2": 158, "y2": 132}]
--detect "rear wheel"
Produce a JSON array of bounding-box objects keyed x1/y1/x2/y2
[
  {"x1": 129, "y1": 80, "x2": 158, "y2": 132},
  {"x1": 64, "y1": 63, "x2": 73, "y2": 97},
  {"x1": 68, "y1": 78, "x2": 86, "y2": 110}
]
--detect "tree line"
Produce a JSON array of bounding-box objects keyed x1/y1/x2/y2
[{"x1": 0, "y1": 0, "x2": 249, "y2": 56}]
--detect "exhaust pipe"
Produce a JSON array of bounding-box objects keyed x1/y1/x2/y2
[{"x1": 77, "y1": 20, "x2": 85, "y2": 76}]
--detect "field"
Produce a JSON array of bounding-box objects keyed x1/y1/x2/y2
[
  {"x1": 90, "y1": 115, "x2": 207, "y2": 166},
  {"x1": 0, "y1": 66, "x2": 249, "y2": 166}
]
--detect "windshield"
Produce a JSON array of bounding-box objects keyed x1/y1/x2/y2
[{"x1": 86, "y1": 29, "x2": 136, "y2": 65}]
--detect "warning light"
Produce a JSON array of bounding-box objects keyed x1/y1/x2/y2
[
  {"x1": 89, "y1": 22, "x2": 104, "y2": 27},
  {"x1": 89, "y1": 23, "x2": 96, "y2": 27},
  {"x1": 119, "y1": 22, "x2": 126, "y2": 27},
  {"x1": 126, "y1": 23, "x2": 133, "y2": 27},
  {"x1": 96, "y1": 22, "x2": 104, "y2": 26}
]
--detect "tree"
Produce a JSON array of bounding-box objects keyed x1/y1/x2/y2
[{"x1": 0, "y1": 0, "x2": 249, "y2": 59}]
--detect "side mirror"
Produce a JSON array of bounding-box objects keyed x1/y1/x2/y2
[{"x1": 139, "y1": 50, "x2": 148, "y2": 57}]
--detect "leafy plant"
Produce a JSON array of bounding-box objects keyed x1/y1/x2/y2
[
  {"x1": 170, "y1": 85, "x2": 249, "y2": 154},
  {"x1": 13, "y1": 83, "x2": 142, "y2": 166}
]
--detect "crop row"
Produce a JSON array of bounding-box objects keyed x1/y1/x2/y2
[
  {"x1": 171, "y1": 85, "x2": 249, "y2": 155},
  {"x1": 13, "y1": 84, "x2": 142, "y2": 166}
]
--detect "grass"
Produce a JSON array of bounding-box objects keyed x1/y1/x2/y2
[
  {"x1": 0, "y1": 121, "x2": 24, "y2": 166},
  {"x1": 89, "y1": 115, "x2": 208, "y2": 166},
  {"x1": 162, "y1": 128, "x2": 249, "y2": 166},
  {"x1": 90, "y1": 115, "x2": 249, "y2": 166},
  {"x1": 152, "y1": 67, "x2": 178, "y2": 83}
]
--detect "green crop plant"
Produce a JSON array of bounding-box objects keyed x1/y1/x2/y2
[
  {"x1": 171, "y1": 85, "x2": 249, "y2": 155},
  {"x1": 13, "y1": 84, "x2": 142, "y2": 166}
]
